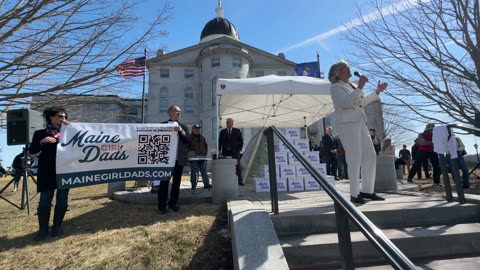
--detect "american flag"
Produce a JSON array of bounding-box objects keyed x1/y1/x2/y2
[{"x1": 116, "y1": 57, "x2": 146, "y2": 77}]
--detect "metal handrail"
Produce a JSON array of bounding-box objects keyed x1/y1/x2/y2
[{"x1": 265, "y1": 126, "x2": 416, "y2": 270}]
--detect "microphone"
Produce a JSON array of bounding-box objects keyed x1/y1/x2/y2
[
  {"x1": 353, "y1": 71, "x2": 363, "y2": 78},
  {"x1": 353, "y1": 71, "x2": 368, "y2": 82}
]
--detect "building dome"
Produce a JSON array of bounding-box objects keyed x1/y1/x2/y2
[
  {"x1": 199, "y1": 1, "x2": 239, "y2": 43},
  {"x1": 200, "y1": 17, "x2": 239, "y2": 41}
]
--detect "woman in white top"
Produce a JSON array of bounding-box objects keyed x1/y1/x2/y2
[{"x1": 328, "y1": 60, "x2": 388, "y2": 204}]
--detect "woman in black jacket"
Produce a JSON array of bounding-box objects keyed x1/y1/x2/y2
[{"x1": 29, "y1": 107, "x2": 69, "y2": 241}]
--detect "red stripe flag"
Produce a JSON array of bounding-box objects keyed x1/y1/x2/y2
[{"x1": 116, "y1": 57, "x2": 146, "y2": 77}]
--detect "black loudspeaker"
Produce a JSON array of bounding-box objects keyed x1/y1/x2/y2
[{"x1": 7, "y1": 109, "x2": 44, "y2": 145}]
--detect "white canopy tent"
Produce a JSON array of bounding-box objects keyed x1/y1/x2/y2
[
  {"x1": 216, "y1": 75, "x2": 334, "y2": 129},
  {"x1": 216, "y1": 75, "x2": 335, "y2": 181}
]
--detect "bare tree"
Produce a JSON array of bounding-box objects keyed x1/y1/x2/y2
[
  {"x1": 346, "y1": 0, "x2": 480, "y2": 133},
  {"x1": 0, "y1": 0, "x2": 172, "y2": 118}
]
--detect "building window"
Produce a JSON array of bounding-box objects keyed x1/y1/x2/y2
[
  {"x1": 159, "y1": 87, "x2": 169, "y2": 113},
  {"x1": 211, "y1": 56, "x2": 220, "y2": 67},
  {"x1": 160, "y1": 69, "x2": 169, "y2": 78},
  {"x1": 277, "y1": 71, "x2": 287, "y2": 76},
  {"x1": 184, "y1": 87, "x2": 194, "y2": 114},
  {"x1": 255, "y1": 70, "x2": 264, "y2": 77},
  {"x1": 212, "y1": 78, "x2": 217, "y2": 106},
  {"x1": 184, "y1": 69, "x2": 194, "y2": 79},
  {"x1": 233, "y1": 57, "x2": 242, "y2": 68}
]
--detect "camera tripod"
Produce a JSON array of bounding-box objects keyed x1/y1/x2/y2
[{"x1": 0, "y1": 145, "x2": 37, "y2": 215}]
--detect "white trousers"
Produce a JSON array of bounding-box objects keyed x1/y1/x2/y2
[{"x1": 336, "y1": 122, "x2": 376, "y2": 197}]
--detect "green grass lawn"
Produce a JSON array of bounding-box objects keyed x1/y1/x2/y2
[{"x1": 0, "y1": 178, "x2": 232, "y2": 270}]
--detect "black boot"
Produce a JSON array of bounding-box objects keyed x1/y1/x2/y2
[
  {"x1": 51, "y1": 205, "x2": 68, "y2": 237},
  {"x1": 34, "y1": 207, "x2": 51, "y2": 241}
]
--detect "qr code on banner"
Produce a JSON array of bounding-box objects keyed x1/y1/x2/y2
[{"x1": 138, "y1": 134, "x2": 171, "y2": 164}]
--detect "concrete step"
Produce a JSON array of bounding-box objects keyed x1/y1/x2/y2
[
  {"x1": 357, "y1": 256, "x2": 480, "y2": 270},
  {"x1": 272, "y1": 197, "x2": 480, "y2": 235},
  {"x1": 280, "y1": 223, "x2": 480, "y2": 269}
]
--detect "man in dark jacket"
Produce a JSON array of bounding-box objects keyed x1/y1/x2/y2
[
  {"x1": 411, "y1": 139, "x2": 430, "y2": 179},
  {"x1": 219, "y1": 118, "x2": 244, "y2": 185},
  {"x1": 189, "y1": 124, "x2": 211, "y2": 190},
  {"x1": 158, "y1": 106, "x2": 191, "y2": 214},
  {"x1": 398, "y1": 144, "x2": 411, "y2": 175},
  {"x1": 321, "y1": 126, "x2": 338, "y2": 179}
]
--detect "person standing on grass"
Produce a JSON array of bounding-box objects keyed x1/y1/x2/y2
[
  {"x1": 446, "y1": 136, "x2": 470, "y2": 189},
  {"x1": 158, "y1": 105, "x2": 191, "y2": 214},
  {"x1": 399, "y1": 144, "x2": 411, "y2": 175},
  {"x1": 189, "y1": 124, "x2": 211, "y2": 190},
  {"x1": 11, "y1": 151, "x2": 32, "y2": 192},
  {"x1": 407, "y1": 123, "x2": 440, "y2": 185},
  {"x1": 29, "y1": 107, "x2": 69, "y2": 241}
]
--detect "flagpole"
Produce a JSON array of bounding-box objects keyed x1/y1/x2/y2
[{"x1": 141, "y1": 48, "x2": 147, "y2": 123}]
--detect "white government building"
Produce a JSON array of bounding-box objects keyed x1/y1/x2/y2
[{"x1": 145, "y1": 3, "x2": 302, "y2": 156}]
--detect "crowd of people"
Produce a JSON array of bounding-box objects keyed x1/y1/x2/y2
[
  {"x1": 310, "y1": 116, "x2": 470, "y2": 203},
  {"x1": 326, "y1": 60, "x2": 471, "y2": 204}
]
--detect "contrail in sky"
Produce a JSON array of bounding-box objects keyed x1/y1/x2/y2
[{"x1": 278, "y1": 0, "x2": 431, "y2": 53}]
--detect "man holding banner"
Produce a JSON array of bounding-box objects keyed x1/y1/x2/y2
[{"x1": 158, "y1": 106, "x2": 191, "y2": 214}]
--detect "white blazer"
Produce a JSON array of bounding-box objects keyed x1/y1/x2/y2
[{"x1": 330, "y1": 81, "x2": 379, "y2": 124}]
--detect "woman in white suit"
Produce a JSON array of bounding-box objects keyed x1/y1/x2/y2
[{"x1": 328, "y1": 60, "x2": 388, "y2": 204}]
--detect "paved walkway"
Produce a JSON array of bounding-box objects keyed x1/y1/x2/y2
[{"x1": 113, "y1": 177, "x2": 423, "y2": 211}]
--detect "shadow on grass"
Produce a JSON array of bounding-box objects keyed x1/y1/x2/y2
[
  {"x1": 0, "y1": 199, "x2": 204, "y2": 252},
  {"x1": 188, "y1": 204, "x2": 233, "y2": 270}
]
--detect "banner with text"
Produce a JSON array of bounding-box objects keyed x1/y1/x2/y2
[{"x1": 56, "y1": 123, "x2": 178, "y2": 189}]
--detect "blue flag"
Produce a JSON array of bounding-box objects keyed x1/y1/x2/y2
[{"x1": 294, "y1": 61, "x2": 320, "y2": 78}]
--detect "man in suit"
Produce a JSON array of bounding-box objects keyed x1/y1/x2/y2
[
  {"x1": 309, "y1": 136, "x2": 319, "y2": 151},
  {"x1": 321, "y1": 126, "x2": 338, "y2": 179},
  {"x1": 158, "y1": 105, "x2": 191, "y2": 214},
  {"x1": 219, "y1": 118, "x2": 244, "y2": 185}
]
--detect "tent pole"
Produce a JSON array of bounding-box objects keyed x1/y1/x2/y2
[
  {"x1": 304, "y1": 116, "x2": 308, "y2": 139},
  {"x1": 243, "y1": 127, "x2": 266, "y2": 182}
]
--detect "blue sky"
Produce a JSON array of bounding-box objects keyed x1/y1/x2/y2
[
  {"x1": 2, "y1": 0, "x2": 479, "y2": 166},
  {"x1": 140, "y1": 0, "x2": 357, "y2": 69}
]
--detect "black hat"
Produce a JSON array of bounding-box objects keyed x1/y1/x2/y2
[{"x1": 193, "y1": 124, "x2": 201, "y2": 128}]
